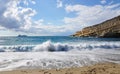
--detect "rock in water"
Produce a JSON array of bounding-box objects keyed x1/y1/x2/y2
[{"x1": 72, "y1": 15, "x2": 120, "y2": 38}]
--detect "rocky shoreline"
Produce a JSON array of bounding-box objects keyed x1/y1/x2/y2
[{"x1": 72, "y1": 15, "x2": 120, "y2": 38}]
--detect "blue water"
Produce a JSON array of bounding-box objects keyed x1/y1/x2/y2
[
  {"x1": 0, "y1": 36, "x2": 120, "y2": 52},
  {"x1": 0, "y1": 36, "x2": 120, "y2": 45},
  {"x1": 0, "y1": 36, "x2": 120, "y2": 71}
]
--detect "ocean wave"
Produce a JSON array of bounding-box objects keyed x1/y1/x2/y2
[
  {"x1": 0, "y1": 45, "x2": 33, "y2": 52},
  {"x1": 0, "y1": 40, "x2": 120, "y2": 52}
]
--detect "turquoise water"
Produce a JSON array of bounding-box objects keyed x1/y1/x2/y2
[
  {"x1": 0, "y1": 36, "x2": 120, "y2": 71},
  {"x1": 0, "y1": 36, "x2": 120, "y2": 52},
  {"x1": 1, "y1": 36, "x2": 120, "y2": 45}
]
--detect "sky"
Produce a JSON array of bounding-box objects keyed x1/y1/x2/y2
[{"x1": 0, "y1": 0, "x2": 120, "y2": 36}]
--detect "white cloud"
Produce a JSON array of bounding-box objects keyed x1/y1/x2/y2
[
  {"x1": 106, "y1": 4, "x2": 120, "y2": 9},
  {"x1": 30, "y1": 0, "x2": 36, "y2": 4},
  {"x1": 0, "y1": 26, "x2": 5, "y2": 30},
  {"x1": 101, "y1": 0, "x2": 107, "y2": 4},
  {"x1": 31, "y1": 19, "x2": 73, "y2": 35},
  {"x1": 0, "y1": 0, "x2": 36, "y2": 31},
  {"x1": 57, "y1": 0, "x2": 63, "y2": 8},
  {"x1": 23, "y1": 0, "x2": 29, "y2": 5},
  {"x1": 109, "y1": 1, "x2": 114, "y2": 5},
  {"x1": 23, "y1": 0, "x2": 36, "y2": 5},
  {"x1": 64, "y1": 4, "x2": 120, "y2": 30},
  {"x1": 0, "y1": 0, "x2": 72, "y2": 36},
  {"x1": 0, "y1": 0, "x2": 120, "y2": 36}
]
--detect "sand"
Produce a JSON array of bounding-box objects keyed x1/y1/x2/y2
[{"x1": 0, "y1": 63, "x2": 120, "y2": 74}]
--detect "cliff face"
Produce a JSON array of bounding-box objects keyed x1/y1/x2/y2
[{"x1": 72, "y1": 15, "x2": 120, "y2": 38}]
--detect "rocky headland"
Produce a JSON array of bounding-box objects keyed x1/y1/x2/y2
[{"x1": 72, "y1": 15, "x2": 120, "y2": 38}]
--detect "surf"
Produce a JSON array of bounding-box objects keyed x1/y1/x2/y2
[{"x1": 0, "y1": 40, "x2": 120, "y2": 52}]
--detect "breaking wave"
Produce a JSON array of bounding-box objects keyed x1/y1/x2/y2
[
  {"x1": 0, "y1": 41, "x2": 120, "y2": 71},
  {"x1": 0, "y1": 40, "x2": 120, "y2": 52}
]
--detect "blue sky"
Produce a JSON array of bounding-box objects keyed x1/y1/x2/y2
[{"x1": 0, "y1": 0, "x2": 120, "y2": 36}]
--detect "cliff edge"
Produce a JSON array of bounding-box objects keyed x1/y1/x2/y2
[{"x1": 72, "y1": 15, "x2": 120, "y2": 38}]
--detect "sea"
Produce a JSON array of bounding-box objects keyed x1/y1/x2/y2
[{"x1": 0, "y1": 36, "x2": 120, "y2": 71}]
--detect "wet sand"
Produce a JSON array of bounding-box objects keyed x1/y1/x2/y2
[{"x1": 0, "y1": 63, "x2": 120, "y2": 74}]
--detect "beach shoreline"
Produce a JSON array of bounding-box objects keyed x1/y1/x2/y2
[{"x1": 0, "y1": 62, "x2": 120, "y2": 74}]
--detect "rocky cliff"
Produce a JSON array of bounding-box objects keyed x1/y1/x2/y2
[{"x1": 72, "y1": 15, "x2": 120, "y2": 38}]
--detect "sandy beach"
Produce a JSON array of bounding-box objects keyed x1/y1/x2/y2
[{"x1": 0, "y1": 63, "x2": 120, "y2": 74}]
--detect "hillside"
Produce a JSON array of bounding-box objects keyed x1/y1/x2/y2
[{"x1": 72, "y1": 15, "x2": 120, "y2": 38}]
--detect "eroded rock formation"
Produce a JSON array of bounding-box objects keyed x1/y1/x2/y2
[{"x1": 72, "y1": 15, "x2": 120, "y2": 38}]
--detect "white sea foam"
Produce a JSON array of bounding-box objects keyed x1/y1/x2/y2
[
  {"x1": 0, "y1": 41, "x2": 120, "y2": 71},
  {"x1": 0, "y1": 50, "x2": 120, "y2": 71},
  {"x1": 0, "y1": 40, "x2": 120, "y2": 52},
  {"x1": 33, "y1": 41, "x2": 120, "y2": 51}
]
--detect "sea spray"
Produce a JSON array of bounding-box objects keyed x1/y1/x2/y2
[
  {"x1": 0, "y1": 36, "x2": 120, "y2": 71},
  {"x1": 0, "y1": 40, "x2": 120, "y2": 52},
  {"x1": 33, "y1": 40, "x2": 69, "y2": 52}
]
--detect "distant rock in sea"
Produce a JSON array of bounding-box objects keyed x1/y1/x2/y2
[
  {"x1": 18, "y1": 35, "x2": 27, "y2": 37},
  {"x1": 72, "y1": 15, "x2": 120, "y2": 38}
]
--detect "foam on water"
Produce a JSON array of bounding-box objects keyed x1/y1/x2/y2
[
  {"x1": 0, "y1": 41, "x2": 120, "y2": 52},
  {"x1": 0, "y1": 50, "x2": 120, "y2": 71},
  {"x1": 0, "y1": 40, "x2": 120, "y2": 71},
  {"x1": 33, "y1": 40, "x2": 120, "y2": 51}
]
